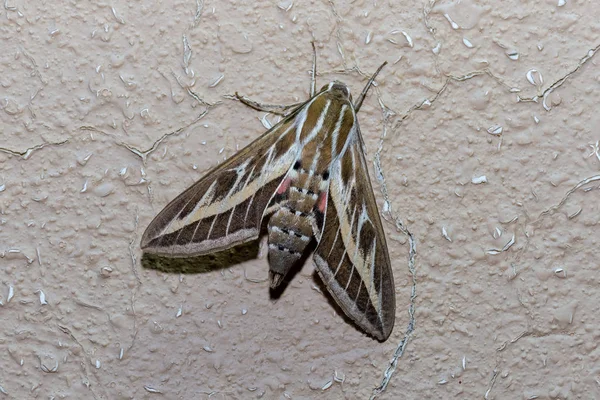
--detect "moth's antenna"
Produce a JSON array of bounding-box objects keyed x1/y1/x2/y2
[
  {"x1": 354, "y1": 61, "x2": 387, "y2": 112},
  {"x1": 310, "y1": 41, "x2": 317, "y2": 97}
]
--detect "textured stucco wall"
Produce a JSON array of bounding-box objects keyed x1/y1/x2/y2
[{"x1": 1, "y1": 0, "x2": 599, "y2": 399}]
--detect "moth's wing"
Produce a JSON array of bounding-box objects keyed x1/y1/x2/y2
[
  {"x1": 141, "y1": 112, "x2": 303, "y2": 257},
  {"x1": 313, "y1": 132, "x2": 395, "y2": 341}
]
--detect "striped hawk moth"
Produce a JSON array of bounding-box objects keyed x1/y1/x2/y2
[{"x1": 141, "y1": 51, "x2": 395, "y2": 341}]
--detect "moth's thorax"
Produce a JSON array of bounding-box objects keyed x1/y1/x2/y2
[{"x1": 297, "y1": 89, "x2": 357, "y2": 169}]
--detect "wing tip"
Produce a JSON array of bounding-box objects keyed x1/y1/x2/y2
[
  {"x1": 359, "y1": 308, "x2": 394, "y2": 341},
  {"x1": 373, "y1": 318, "x2": 394, "y2": 342},
  {"x1": 353, "y1": 313, "x2": 394, "y2": 342},
  {"x1": 139, "y1": 228, "x2": 153, "y2": 252},
  {"x1": 140, "y1": 225, "x2": 164, "y2": 255}
]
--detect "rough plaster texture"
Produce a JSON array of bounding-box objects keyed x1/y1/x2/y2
[{"x1": 1, "y1": 0, "x2": 600, "y2": 399}]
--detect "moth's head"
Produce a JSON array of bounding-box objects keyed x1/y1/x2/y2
[{"x1": 321, "y1": 81, "x2": 352, "y2": 102}]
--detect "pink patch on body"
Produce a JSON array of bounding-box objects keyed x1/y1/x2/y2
[
  {"x1": 316, "y1": 191, "x2": 328, "y2": 212},
  {"x1": 277, "y1": 177, "x2": 292, "y2": 194}
]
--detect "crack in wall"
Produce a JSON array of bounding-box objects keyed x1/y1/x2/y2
[
  {"x1": 536, "y1": 174, "x2": 600, "y2": 221},
  {"x1": 18, "y1": 46, "x2": 47, "y2": 86},
  {"x1": 56, "y1": 324, "x2": 103, "y2": 400},
  {"x1": 517, "y1": 42, "x2": 600, "y2": 111},
  {"x1": 123, "y1": 110, "x2": 210, "y2": 163},
  {"x1": 125, "y1": 211, "x2": 141, "y2": 364},
  {"x1": 370, "y1": 92, "x2": 417, "y2": 399},
  {"x1": 484, "y1": 368, "x2": 499, "y2": 399},
  {"x1": 80, "y1": 110, "x2": 208, "y2": 165},
  {"x1": 423, "y1": 0, "x2": 444, "y2": 76},
  {"x1": 370, "y1": 215, "x2": 417, "y2": 400},
  {"x1": 193, "y1": 0, "x2": 205, "y2": 28},
  {"x1": 0, "y1": 140, "x2": 69, "y2": 160}
]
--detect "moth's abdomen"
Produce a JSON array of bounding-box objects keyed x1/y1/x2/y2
[
  {"x1": 267, "y1": 166, "x2": 325, "y2": 288},
  {"x1": 267, "y1": 210, "x2": 312, "y2": 287}
]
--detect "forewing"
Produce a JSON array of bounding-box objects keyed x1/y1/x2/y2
[
  {"x1": 141, "y1": 112, "x2": 303, "y2": 257},
  {"x1": 313, "y1": 132, "x2": 395, "y2": 341}
]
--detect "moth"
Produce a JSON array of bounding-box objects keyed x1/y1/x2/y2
[{"x1": 141, "y1": 51, "x2": 395, "y2": 341}]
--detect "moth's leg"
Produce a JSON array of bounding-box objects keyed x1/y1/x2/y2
[
  {"x1": 310, "y1": 41, "x2": 317, "y2": 97},
  {"x1": 225, "y1": 92, "x2": 302, "y2": 117},
  {"x1": 353, "y1": 61, "x2": 388, "y2": 112}
]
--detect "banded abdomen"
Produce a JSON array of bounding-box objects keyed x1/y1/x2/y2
[{"x1": 266, "y1": 161, "x2": 328, "y2": 288}]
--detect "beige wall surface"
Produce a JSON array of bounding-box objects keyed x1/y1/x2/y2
[{"x1": 1, "y1": 0, "x2": 599, "y2": 399}]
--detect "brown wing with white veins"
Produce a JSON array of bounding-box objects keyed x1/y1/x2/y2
[
  {"x1": 313, "y1": 129, "x2": 395, "y2": 341},
  {"x1": 141, "y1": 108, "x2": 305, "y2": 257}
]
